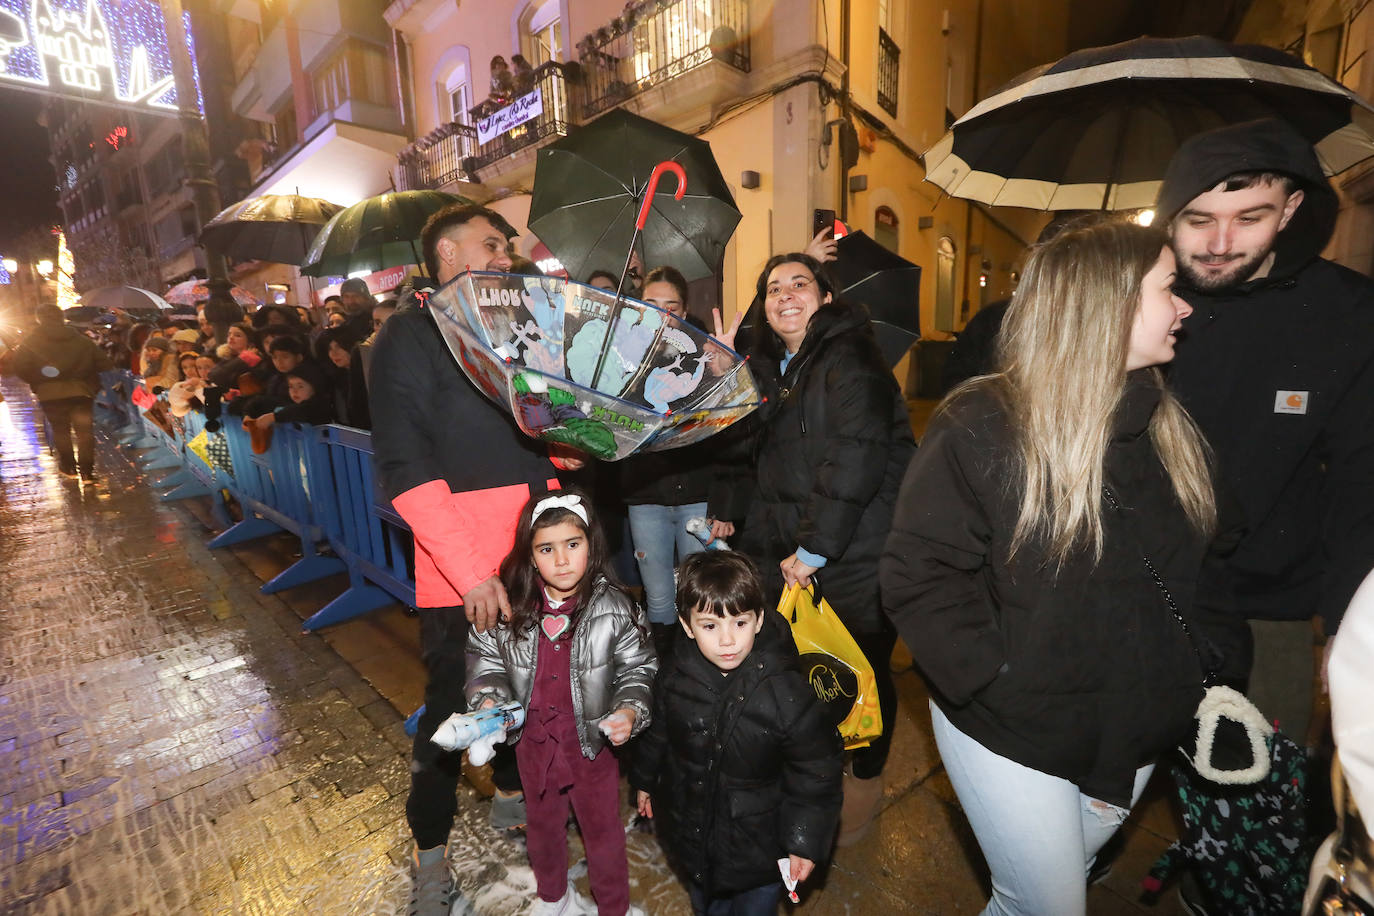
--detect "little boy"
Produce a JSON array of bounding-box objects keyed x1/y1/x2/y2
[{"x1": 631, "y1": 551, "x2": 843, "y2": 914}]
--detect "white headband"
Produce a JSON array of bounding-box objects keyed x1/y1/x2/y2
[{"x1": 531, "y1": 494, "x2": 588, "y2": 526}]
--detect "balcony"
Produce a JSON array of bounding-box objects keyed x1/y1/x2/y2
[
  {"x1": 877, "y1": 27, "x2": 900, "y2": 118},
  {"x1": 395, "y1": 121, "x2": 478, "y2": 191},
  {"x1": 467, "y1": 62, "x2": 573, "y2": 179},
  {"x1": 578, "y1": 0, "x2": 750, "y2": 119}
]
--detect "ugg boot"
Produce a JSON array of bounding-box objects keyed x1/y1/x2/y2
[{"x1": 836, "y1": 768, "x2": 884, "y2": 847}]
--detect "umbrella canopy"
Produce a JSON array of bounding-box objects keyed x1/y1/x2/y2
[
  {"x1": 829, "y1": 231, "x2": 922, "y2": 367},
  {"x1": 299, "y1": 190, "x2": 471, "y2": 278},
  {"x1": 200, "y1": 193, "x2": 342, "y2": 264},
  {"x1": 528, "y1": 108, "x2": 742, "y2": 283},
  {"x1": 923, "y1": 35, "x2": 1374, "y2": 211},
  {"x1": 426, "y1": 270, "x2": 762, "y2": 460},
  {"x1": 81, "y1": 286, "x2": 174, "y2": 312},
  {"x1": 164, "y1": 280, "x2": 259, "y2": 308}
]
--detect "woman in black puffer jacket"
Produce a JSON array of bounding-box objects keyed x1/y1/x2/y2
[{"x1": 711, "y1": 252, "x2": 915, "y2": 844}]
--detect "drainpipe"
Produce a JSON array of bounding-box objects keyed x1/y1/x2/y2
[
  {"x1": 839, "y1": 0, "x2": 851, "y2": 223},
  {"x1": 961, "y1": 0, "x2": 985, "y2": 320}
]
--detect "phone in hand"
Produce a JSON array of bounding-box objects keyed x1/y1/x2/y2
[{"x1": 812, "y1": 208, "x2": 836, "y2": 240}]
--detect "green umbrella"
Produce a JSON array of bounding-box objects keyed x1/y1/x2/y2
[
  {"x1": 528, "y1": 109, "x2": 742, "y2": 284},
  {"x1": 299, "y1": 190, "x2": 471, "y2": 277}
]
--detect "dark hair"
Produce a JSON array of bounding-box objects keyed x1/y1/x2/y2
[
  {"x1": 1220, "y1": 170, "x2": 1298, "y2": 196},
  {"x1": 268, "y1": 335, "x2": 306, "y2": 356},
  {"x1": 177, "y1": 350, "x2": 199, "y2": 368},
  {"x1": 499, "y1": 489, "x2": 619, "y2": 633},
  {"x1": 676, "y1": 551, "x2": 767, "y2": 622},
  {"x1": 747, "y1": 252, "x2": 838, "y2": 360},
  {"x1": 323, "y1": 294, "x2": 344, "y2": 306},
  {"x1": 225, "y1": 322, "x2": 260, "y2": 348},
  {"x1": 586, "y1": 270, "x2": 618, "y2": 289},
  {"x1": 643, "y1": 265, "x2": 688, "y2": 307},
  {"x1": 314, "y1": 327, "x2": 358, "y2": 363},
  {"x1": 420, "y1": 203, "x2": 517, "y2": 280}
]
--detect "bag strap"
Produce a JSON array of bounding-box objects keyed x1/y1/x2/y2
[{"x1": 1102, "y1": 486, "x2": 1220, "y2": 685}]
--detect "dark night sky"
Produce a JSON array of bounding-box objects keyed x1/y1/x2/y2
[{"x1": 0, "y1": 88, "x2": 61, "y2": 255}]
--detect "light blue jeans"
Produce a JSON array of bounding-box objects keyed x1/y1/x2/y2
[
  {"x1": 930, "y1": 701, "x2": 1153, "y2": 916},
  {"x1": 626, "y1": 502, "x2": 709, "y2": 625}
]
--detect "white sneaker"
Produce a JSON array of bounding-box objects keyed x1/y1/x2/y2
[{"x1": 529, "y1": 886, "x2": 595, "y2": 915}]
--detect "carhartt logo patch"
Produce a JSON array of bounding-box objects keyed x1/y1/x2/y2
[{"x1": 1274, "y1": 391, "x2": 1309, "y2": 415}]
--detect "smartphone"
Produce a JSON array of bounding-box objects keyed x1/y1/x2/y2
[{"x1": 812, "y1": 208, "x2": 836, "y2": 240}]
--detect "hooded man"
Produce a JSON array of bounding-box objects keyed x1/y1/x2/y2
[
  {"x1": 11, "y1": 304, "x2": 114, "y2": 480},
  {"x1": 1157, "y1": 118, "x2": 1374, "y2": 743}
]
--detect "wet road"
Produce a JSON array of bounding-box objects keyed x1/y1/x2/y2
[{"x1": 0, "y1": 379, "x2": 1178, "y2": 914}]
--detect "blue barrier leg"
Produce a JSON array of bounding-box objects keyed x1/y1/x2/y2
[
  {"x1": 404, "y1": 705, "x2": 426, "y2": 738},
  {"x1": 300, "y1": 583, "x2": 398, "y2": 631},
  {"x1": 152, "y1": 468, "x2": 194, "y2": 489},
  {"x1": 161, "y1": 481, "x2": 215, "y2": 502},
  {"x1": 261, "y1": 553, "x2": 346, "y2": 594},
  {"x1": 123, "y1": 434, "x2": 160, "y2": 449},
  {"x1": 140, "y1": 452, "x2": 183, "y2": 471},
  {"x1": 208, "y1": 516, "x2": 282, "y2": 548}
]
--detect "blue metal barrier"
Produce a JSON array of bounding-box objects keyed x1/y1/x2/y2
[
  {"x1": 299, "y1": 425, "x2": 415, "y2": 631},
  {"x1": 101, "y1": 369, "x2": 420, "y2": 630}
]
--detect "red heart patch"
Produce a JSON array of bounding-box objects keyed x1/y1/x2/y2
[{"x1": 541, "y1": 614, "x2": 571, "y2": 642}]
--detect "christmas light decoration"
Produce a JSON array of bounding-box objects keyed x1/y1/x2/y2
[
  {"x1": 56, "y1": 230, "x2": 76, "y2": 309},
  {"x1": 104, "y1": 124, "x2": 128, "y2": 148},
  {"x1": 0, "y1": 0, "x2": 203, "y2": 113}
]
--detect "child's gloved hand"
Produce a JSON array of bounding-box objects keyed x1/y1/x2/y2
[{"x1": 598, "y1": 708, "x2": 636, "y2": 746}]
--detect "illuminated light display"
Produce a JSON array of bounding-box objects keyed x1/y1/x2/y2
[
  {"x1": 0, "y1": 0, "x2": 202, "y2": 113},
  {"x1": 56, "y1": 230, "x2": 75, "y2": 309},
  {"x1": 104, "y1": 123, "x2": 126, "y2": 148}
]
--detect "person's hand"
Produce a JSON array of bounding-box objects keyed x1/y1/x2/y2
[
  {"x1": 789, "y1": 855, "x2": 815, "y2": 884},
  {"x1": 711, "y1": 307, "x2": 745, "y2": 352},
  {"x1": 804, "y1": 227, "x2": 838, "y2": 263},
  {"x1": 463, "y1": 575, "x2": 511, "y2": 633},
  {"x1": 710, "y1": 519, "x2": 735, "y2": 539},
  {"x1": 254, "y1": 413, "x2": 276, "y2": 430},
  {"x1": 780, "y1": 553, "x2": 819, "y2": 588},
  {"x1": 477, "y1": 696, "x2": 496, "y2": 710},
  {"x1": 548, "y1": 444, "x2": 586, "y2": 471},
  {"x1": 601, "y1": 707, "x2": 636, "y2": 746},
  {"x1": 636, "y1": 790, "x2": 653, "y2": 818}
]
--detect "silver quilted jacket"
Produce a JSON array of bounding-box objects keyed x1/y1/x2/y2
[{"x1": 465, "y1": 578, "x2": 658, "y2": 758}]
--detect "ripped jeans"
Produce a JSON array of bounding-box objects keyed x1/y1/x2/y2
[
  {"x1": 626, "y1": 502, "x2": 709, "y2": 625},
  {"x1": 930, "y1": 701, "x2": 1153, "y2": 916}
]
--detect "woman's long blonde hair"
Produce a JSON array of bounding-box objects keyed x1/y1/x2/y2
[{"x1": 949, "y1": 216, "x2": 1215, "y2": 568}]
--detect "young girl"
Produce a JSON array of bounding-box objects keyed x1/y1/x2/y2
[{"x1": 466, "y1": 491, "x2": 657, "y2": 916}]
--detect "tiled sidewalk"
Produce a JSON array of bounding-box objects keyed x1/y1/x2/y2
[{"x1": 0, "y1": 380, "x2": 1180, "y2": 914}]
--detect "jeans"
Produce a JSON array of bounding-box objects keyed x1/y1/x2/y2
[
  {"x1": 407, "y1": 604, "x2": 520, "y2": 849},
  {"x1": 626, "y1": 502, "x2": 708, "y2": 625},
  {"x1": 41, "y1": 396, "x2": 95, "y2": 474},
  {"x1": 688, "y1": 881, "x2": 783, "y2": 916},
  {"x1": 930, "y1": 701, "x2": 1153, "y2": 916}
]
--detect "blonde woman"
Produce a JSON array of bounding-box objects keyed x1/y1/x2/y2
[{"x1": 880, "y1": 217, "x2": 1249, "y2": 916}]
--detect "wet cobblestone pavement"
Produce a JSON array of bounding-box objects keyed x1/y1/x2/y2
[{"x1": 0, "y1": 380, "x2": 1181, "y2": 914}]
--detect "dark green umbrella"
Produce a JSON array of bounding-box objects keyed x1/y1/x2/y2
[
  {"x1": 200, "y1": 193, "x2": 343, "y2": 265},
  {"x1": 527, "y1": 108, "x2": 741, "y2": 284},
  {"x1": 299, "y1": 190, "x2": 471, "y2": 277}
]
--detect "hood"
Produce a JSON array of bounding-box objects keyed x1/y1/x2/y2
[{"x1": 1156, "y1": 118, "x2": 1336, "y2": 279}]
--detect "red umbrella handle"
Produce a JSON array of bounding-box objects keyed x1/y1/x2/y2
[{"x1": 636, "y1": 161, "x2": 687, "y2": 230}]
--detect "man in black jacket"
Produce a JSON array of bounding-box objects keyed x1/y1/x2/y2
[
  {"x1": 11, "y1": 305, "x2": 112, "y2": 480},
  {"x1": 369, "y1": 204, "x2": 579, "y2": 916},
  {"x1": 1158, "y1": 119, "x2": 1374, "y2": 743}
]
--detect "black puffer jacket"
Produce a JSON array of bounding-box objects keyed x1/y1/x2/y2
[
  {"x1": 715, "y1": 301, "x2": 915, "y2": 633},
  {"x1": 1158, "y1": 118, "x2": 1374, "y2": 633},
  {"x1": 881, "y1": 377, "x2": 1250, "y2": 807},
  {"x1": 630, "y1": 612, "x2": 843, "y2": 895}
]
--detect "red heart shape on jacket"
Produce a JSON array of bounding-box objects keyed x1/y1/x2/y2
[{"x1": 541, "y1": 614, "x2": 570, "y2": 642}]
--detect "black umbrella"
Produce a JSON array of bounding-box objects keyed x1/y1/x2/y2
[
  {"x1": 830, "y1": 231, "x2": 921, "y2": 367},
  {"x1": 527, "y1": 108, "x2": 742, "y2": 284},
  {"x1": 200, "y1": 193, "x2": 343, "y2": 264},
  {"x1": 300, "y1": 190, "x2": 471, "y2": 278},
  {"x1": 923, "y1": 35, "x2": 1374, "y2": 211}
]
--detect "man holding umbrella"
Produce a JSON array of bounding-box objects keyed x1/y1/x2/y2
[
  {"x1": 1158, "y1": 118, "x2": 1374, "y2": 746},
  {"x1": 369, "y1": 203, "x2": 580, "y2": 915}
]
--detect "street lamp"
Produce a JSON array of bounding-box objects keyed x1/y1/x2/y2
[{"x1": 36, "y1": 259, "x2": 54, "y2": 277}]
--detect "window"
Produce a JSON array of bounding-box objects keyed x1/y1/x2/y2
[
  {"x1": 935, "y1": 237, "x2": 956, "y2": 333},
  {"x1": 445, "y1": 66, "x2": 471, "y2": 123},
  {"x1": 311, "y1": 40, "x2": 394, "y2": 119},
  {"x1": 877, "y1": 27, "x2": 900, "y2": 117},
  {"x1": 874, "y1": 206, "x2": 899, "y2": 254},
  {"x1": 522, "y1": 0, "x2": 562, "y2": 66}
]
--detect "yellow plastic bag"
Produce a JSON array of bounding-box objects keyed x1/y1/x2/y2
[
  {"x1": 776, "y1": 583, "x2": 882, "y2": 749},
  {"x1": 186, "y1": 429, "x2": 212, "y2": 467}
]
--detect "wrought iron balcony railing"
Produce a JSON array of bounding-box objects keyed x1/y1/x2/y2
[
  {"x1": 465, "y1": 61, "x2": 573, "y2": 174},
  {"x1": 396, "y1": 121, "x2": 478, "y2": 191},
  {"x1": 577, "y1": 0, "x2": 750, "y2": 119},
  {"x1": 877, "y1": 27, "x2": 900, "y2": 118}
]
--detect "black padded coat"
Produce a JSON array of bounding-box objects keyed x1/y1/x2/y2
[
  {"x1": 713, "y1": 301, "x2": 915, "y2": 634},
  {"x1": 630, "y1": 612, "x2": 843, "y2": 895}
]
